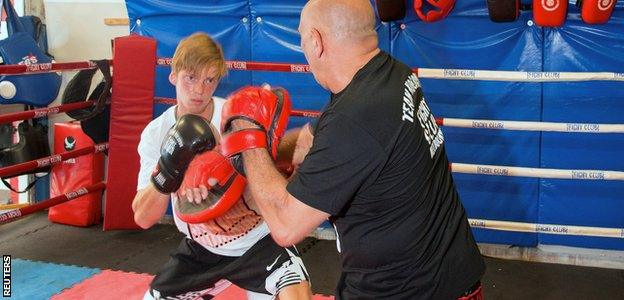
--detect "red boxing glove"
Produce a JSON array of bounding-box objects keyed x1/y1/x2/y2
[
  {"x1": 174, "y1": 149, "x2": 246, "y2": 223},
  {"x1": 220, "y1": 86, "x2": 292, "y2": 175},
  {"x1": 579, "y1": 0, "x2": 617, "y2": 24},
  {"x1": 533, "y1": 0, "x2": 568, "y2": 27},
  {"x1": 413, "y1": 0, "x2": 456, "y2": 22}
]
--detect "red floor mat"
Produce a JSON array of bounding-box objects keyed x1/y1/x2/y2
[
  {"x1": 51, "y1": 270, "x2": 153, "y2": 299},
  {"x1": 52, "y1": 269, "x2": 334, "y2": 299}
]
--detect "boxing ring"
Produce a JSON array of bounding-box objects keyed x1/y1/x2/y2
[
  {"x1": 125, "y1": 0, "x2": 624, "y2": 265},
  {"x1": 1, "y1": 1, "x2": 624, "y2": 299},
  {"x1": 2, "y1": 44, "x2": 623, "y2": 242}
]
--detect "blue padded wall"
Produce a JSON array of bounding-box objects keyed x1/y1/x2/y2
[
  {"x1": 393, "y1": 1, "x2": 544, "y2": 246},
  {"x1": 539, "y1": 12, "x2": 624, "y2": 249}
]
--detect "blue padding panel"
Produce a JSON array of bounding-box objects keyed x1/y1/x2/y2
[
  {"x1": 393, "y1": 1, "x2": 543, "y2": 246},
  {"x1": 11, "y1": 259, "x2": 100, "y2": 300},
  {"x1": 126, "y1": 0, "x2": 624, "y2": 249},
  {"x1": 539, "y1": 6, "x2": 624, "y2": 249},
  {"x1": 127, "y1": 0, "x2": 252, "y2": 118},
  {"x1": 249, "y1": 0, "x2": 324, "y2": 128}
]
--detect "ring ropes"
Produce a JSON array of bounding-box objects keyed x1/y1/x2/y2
[
  {"x1": 155, "y1": 58, "x2": 624, "y2": 240},
  {"x1": 1, "y1": 59, "x2": 622, "y2": 238}
]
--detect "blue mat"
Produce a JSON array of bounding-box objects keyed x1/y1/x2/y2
[{"x1": 10, "y1": 259, "x2": 101, "y2": 299}]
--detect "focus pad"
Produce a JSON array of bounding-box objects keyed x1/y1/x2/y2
[{"x1": 174, "y1": 149, "x2": 246, "y2": 223}]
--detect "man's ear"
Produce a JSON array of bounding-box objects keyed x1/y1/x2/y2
[
  {"x1": 311, "y1": 28, "x2": 324, "y2": 59},
  {"x1": 168, "y1": 71, "x2": 177, "y2": 86}
]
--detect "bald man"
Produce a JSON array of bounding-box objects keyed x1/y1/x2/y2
[{"x1": 230, "y1": 0, "x2": 486, "y2": 298}]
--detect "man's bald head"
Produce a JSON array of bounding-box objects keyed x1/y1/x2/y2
[
  {"x1": 301, "y1": 0, "x2": 377, "y2": 43},
  {"x1": 299, "y1": 0, "x2": 380, "y2": 93}
]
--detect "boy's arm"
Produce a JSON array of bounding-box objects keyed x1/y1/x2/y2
[{"x1": 132, "y1": 185, "x2": 170, "y2": 229}]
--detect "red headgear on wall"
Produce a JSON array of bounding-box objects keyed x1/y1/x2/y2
[{"x1": 414, "y1": 0, "x2": 456, "y2": 22}]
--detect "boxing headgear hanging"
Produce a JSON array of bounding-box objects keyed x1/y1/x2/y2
[
  {"x1": 487, "y1": 0, "x2": 521, "y2": 22},
  {"x1": 533, "y1": 0, "x2": 568, "y2": 27},
  {"x1": 577, "y1": 0, "x2": 617, "y2": 24},
  {"x1": 413, "y1": 0, "x2": 456, "y2": 22},
  {"x1": 375, "y1": 0, "x2": 407, "y2": 22}
]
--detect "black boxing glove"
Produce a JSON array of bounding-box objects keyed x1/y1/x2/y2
[{"x1": 151, "y1": 114, "x2": 216, "y2": 194}]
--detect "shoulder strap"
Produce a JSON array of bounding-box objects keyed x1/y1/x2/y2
[
  {"x1": 3, "y1": 0, "x2": 26, "y2": 35},
  {"x1": 1, "y1": 176, "x2": 41, "y2": 194}
]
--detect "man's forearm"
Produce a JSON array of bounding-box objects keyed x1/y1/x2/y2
[{"x1": 242, "y1": 148, "x2": 296, "y2": 237}]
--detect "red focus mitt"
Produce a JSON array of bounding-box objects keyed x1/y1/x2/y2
[
  {"x1": 414, "y1": 0, "x2": 456, "y2": 22},
  {"x1": 220, "y1": 86, "x2": 292, "y2": 175},
  {"x1": 174, "y1": 149, "x2": 246, "y2": 223}
]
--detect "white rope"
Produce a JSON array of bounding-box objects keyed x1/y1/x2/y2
[
  {"x1": 451, "y1": 163, "x2": 624, "y2": 180},
  {"x1": 418, "y1": 68, "x2": 624, "y2": 82},
  {"x1": 441, "y1": 118, "x2": 624, "y2": 133},
  {"x1": 157, "y1": 58, "x2": 624, "y2": 83},
  {"x1": 312, "y1": 219, "x2": 624, "y2": 240},
  {"x1": 469, "y1": 219, "x2": 624, "y2": 239}
]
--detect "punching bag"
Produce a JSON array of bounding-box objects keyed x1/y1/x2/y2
[{"x1": 48, "y1": 122, "x2": 104, "y2": 226}]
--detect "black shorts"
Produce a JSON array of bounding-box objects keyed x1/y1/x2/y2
[{"x1": 148, "y1": 234, "x2": 309, "y2": 299}]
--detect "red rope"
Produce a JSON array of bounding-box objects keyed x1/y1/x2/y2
[
  {"x1": 0, "y1": 143, "x2": 108, "y2": 178},
  {"x1": 158, "y1": 58, "x2": 312, "y2": 73},
  {"x1": 0, "y1": 182, "x2": 106, "y2": 224},
  {"x1": 0, "y1": 61, "x2": 108, "y2": 75},
  {"x1": 158, "y1": 57, "x2": 421, "y2": 74},
  {"x1": 290, "y1": 109, "x2": 320, "y2": 118},
  {"x1": 0, "y1": 101, "x2": 94, "y2": 125},
  {"x1": 0, "y1": 57, "x2": 411, "y2": 76},
  {"x1": 153, "y1": 97, "x2": 175, "y2": 105},
  {"x1": 154, "y1": 97, "x2": 321, "y2": 118}
]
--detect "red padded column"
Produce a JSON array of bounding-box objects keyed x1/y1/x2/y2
[{"x1": 104, "y1": 35, "x2": 156, "y2": 229}]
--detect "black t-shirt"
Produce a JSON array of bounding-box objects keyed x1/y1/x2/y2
[{"x1": 287, "y1": 51, "x2": 485, "y2": 299}]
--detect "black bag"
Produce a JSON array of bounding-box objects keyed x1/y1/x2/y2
[
  {"x1": 0, "y1": 120, "x2": 51, "y2": 177},
  {"x1": 62, "y1": 59, "x2": 112, "y2": 147},
  {"x1": 0, "y1": 119, "x2": 51, "y2": 193},
  {"x1": 0, "y1": 123, "x2": 14, "y2": 149}
]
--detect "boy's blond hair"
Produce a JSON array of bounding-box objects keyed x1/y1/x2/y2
[{"x1": 172, "y1": 32, "x2": 227, "y2": 79}]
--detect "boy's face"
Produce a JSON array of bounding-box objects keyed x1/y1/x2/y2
[{"x1": 170, "y1": 66, "x2": 220, "y2": 116}]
